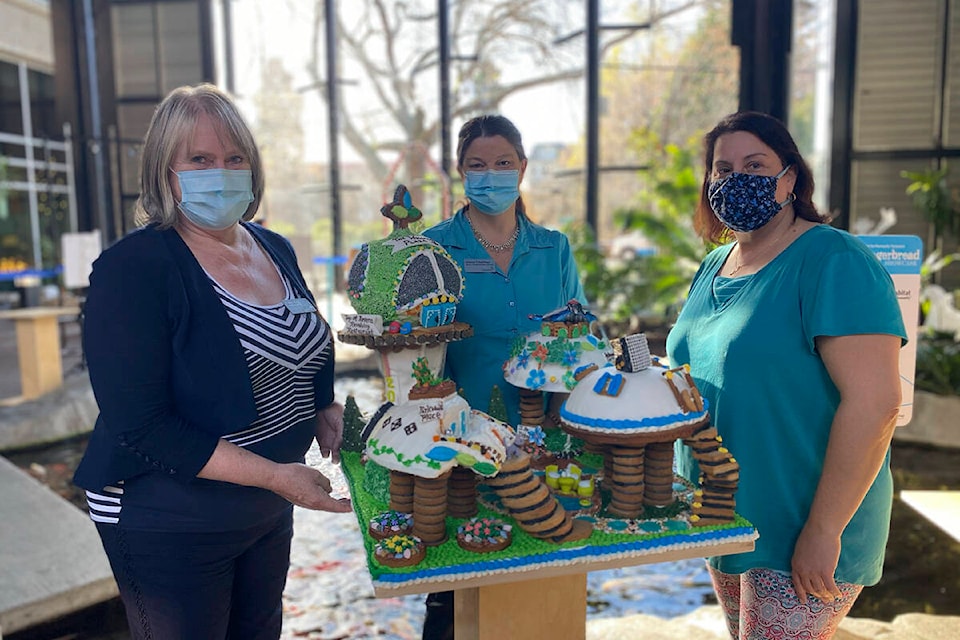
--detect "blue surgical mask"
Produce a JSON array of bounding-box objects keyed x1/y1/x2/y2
[
  {"x1": 708, "y1": 165, "x2": 793, "y2": 232},
  {"x1": 463, "y1": 170, "x2": 520, "y2": 216},
  {"x1": 174, "y1": 168, "x2": 254, "y2": 230}
]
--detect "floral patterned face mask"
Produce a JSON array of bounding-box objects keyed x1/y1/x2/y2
[{"x1": 708, "y1": 165, "x2": 793, "y2": 232}]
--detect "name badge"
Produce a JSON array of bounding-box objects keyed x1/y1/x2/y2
[
  {"x1": 464, "y1": 258, "x2": 496, "y2": 273},
  {"x1": 283, "y1": 298, "x2": 317, "y2": 314}
]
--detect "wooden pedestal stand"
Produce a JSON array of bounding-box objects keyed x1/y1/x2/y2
[
  {"x1": 454, "y1": 574, "x2": 587, "y2": 640},
  {"x1": 370, "y1": 535, "x2": 755, "y2": 640}
]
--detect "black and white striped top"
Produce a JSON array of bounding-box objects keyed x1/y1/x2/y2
[
  {"x1": 214, "y1": 274, "x2": 332, "y2": 446},
  {"x1": 86, "y1": 270, "x2": 332, "y2": 525}
]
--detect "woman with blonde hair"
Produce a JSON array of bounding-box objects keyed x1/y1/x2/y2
[{"x1": 74, "y1": 83, "x2": 350, "y2": 639}]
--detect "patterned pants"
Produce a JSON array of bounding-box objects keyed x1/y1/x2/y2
[{"x1": 709, "y1": 565, "x2": 863, "y2": 640}]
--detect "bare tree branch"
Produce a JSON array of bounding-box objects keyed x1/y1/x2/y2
[{"x1": 307, "y1": 0, "x2": 705, "y2": 184}]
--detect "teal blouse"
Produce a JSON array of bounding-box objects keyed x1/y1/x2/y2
[
  {"x1": 666, "y1": 224, "x2": 906, "y2": 586},
  {"x1": 424, "y1": 209, "x2": 586, "y2": 427}
]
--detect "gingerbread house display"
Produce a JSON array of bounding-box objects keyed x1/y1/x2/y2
[
  {"x1": 559, "y1": 333, "x2": 741, "y2": 524},
  {"x1": 341, "y1": 185, "x2": 471, "y2": 403},
  {"x1": 502, "y1": 299, "x2": 612, "y2": 438}
]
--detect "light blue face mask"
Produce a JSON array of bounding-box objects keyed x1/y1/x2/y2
[
  {"x1": 463, "y1": 169, "x2": 520, "y2": 216},
  {"x1": 174, "y1": 168, "x2": 254, "y2": 230}
]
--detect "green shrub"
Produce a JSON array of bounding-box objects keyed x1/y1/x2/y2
[{"x1": 915, "y1": 332, "x2": 960, "y2": 396}]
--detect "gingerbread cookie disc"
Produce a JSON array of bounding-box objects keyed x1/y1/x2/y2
[
  {"x1": 456, "y1": 517, "x2": 513, "y2": 553},
  {"x1": 374, "y1": 534, "x2": 425, "y2": 567},
  {"x1": 368, "y1": 510, "x2": 413, "y2": 540}
]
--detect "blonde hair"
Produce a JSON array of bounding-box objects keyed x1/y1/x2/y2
[{"x1": 135, "y1": 83, "x2": 264, "y2": 229}]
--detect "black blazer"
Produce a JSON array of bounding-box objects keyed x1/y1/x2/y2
[{"x1": 74, "y1": 222, "x2": 334, "y2": 490}]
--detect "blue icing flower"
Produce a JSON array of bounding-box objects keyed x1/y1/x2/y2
[
  {"x1": 526, "y1": 369, "x2": 546, "y2": 389},
  {"x1": 516, "y1": 349, "x2": 530, "y2": 369},
  {"x1": 562, "y1": 346, "x2": 580, "y2": 366},
  {"x1": 525, "y1": 426, "x2": 546, "y2": 446}
]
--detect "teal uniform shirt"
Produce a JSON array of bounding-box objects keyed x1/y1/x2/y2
[
  {"x1": 666, "y1": 224, "x2": 906, "y2": 586},
  {"x1": 424, "y1": 208, "x2": 586, "y2": 427}
]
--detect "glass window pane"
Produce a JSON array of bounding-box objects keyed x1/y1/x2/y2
[
  {"x1": 943, "y1": 0, "x2": 960, "y2": 145},
  {"x1": 116, "y1": 103, "x2": 156, "y2": 142},
  {"x1": 0, "y1": 60, "x2": 23, "y2": 135},
  {"x1": 28, "y1": 69, "x2": 56, "y2": 139},
  {"x1": 157, "y1": 2, "x2": 204, "y2": 92},
  {"x1": 790, "y1": 0, "x2": 835, "y2": 213},
  {"x1": 853, "y1": 0, "x2": 941, "y2": 151},
  {"x1": 850, "y1": 158, "x2": 932, "y2": 240},
  {"x1": 112, "y1": 4, "x2": 159, "y2": 97}
]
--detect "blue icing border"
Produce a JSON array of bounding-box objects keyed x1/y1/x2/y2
[
  {"x1": 373, "y1": 525, "x2": 755, "y2": 584},
  {"x1": 558, "y1": 397, "x2": 710, "y2": 431}
]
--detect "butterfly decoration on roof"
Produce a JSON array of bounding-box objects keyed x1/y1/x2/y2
[{"x1": 381, "y1": 184, "x2": 423, "y2": 230}]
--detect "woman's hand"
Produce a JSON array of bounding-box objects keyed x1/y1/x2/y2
[
  {"x1": 791, "y1": 523, "x2": 843, "y2": 603},
  {"x1": 315, "y1": 402, "x2": 344, "y2": 463},
  {"x1": 270, "y1": 462, "x2": 352, "y2": 513},
  {"x1": 198, "y1": 439, "x2": 351, "y2": 512},
  {"x1": 795, "y1": 333, "x2": 902, "y2": 604}
]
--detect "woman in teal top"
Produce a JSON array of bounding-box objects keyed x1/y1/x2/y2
[
  {"x1": 423, "y1": 115, "x2": 586, "y2": 429},
  {"x1": 420, "y1": 114, "x2": 585, "y2": 640},
  {"x1": 667, "y1": 112, "x2": 906, "y2": 640}
]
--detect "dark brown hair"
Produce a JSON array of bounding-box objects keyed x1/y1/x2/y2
[
  {"x1": 695, "y1": 111, "x2": 828, "y2": 243},
  {"x1": 456, "y1": 114, "x2": 527, "y2": 215}
]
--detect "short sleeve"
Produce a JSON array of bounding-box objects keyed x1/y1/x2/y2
[{"x1": 800, "y1": 243, "x2": 907, "y2": 353}]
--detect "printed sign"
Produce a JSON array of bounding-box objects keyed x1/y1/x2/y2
[
  {"x1": 859, "y1": 235, "x2": 923, "y2": 426},
  {"x1": 342, "y1": 313, "x2": 384, "y2": 335},
  {"x1": 61, "y1": 231, "x2": 102, "y2": 289}
]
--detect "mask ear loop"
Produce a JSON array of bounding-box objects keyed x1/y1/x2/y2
[{"x1": 774, "y1": 164, "x2": 794, "y2": 209}]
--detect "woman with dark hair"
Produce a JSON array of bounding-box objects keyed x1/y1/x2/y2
[
  {"x1": 424, "y1": 114, "x2": 586, "y2": 428},
  {"x1": 421, "y1": 114, "x2": 586, "y2": 639},
  {"x1": 668, "y1": 111, "x2": 906, "y2": 639}
]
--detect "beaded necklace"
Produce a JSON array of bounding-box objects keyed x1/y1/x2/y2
[{"x1": 465, "y1": 210, "x2": 519, "y2": 253}]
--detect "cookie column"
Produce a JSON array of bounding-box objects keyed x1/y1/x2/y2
[
  {"x1": 412, "y1": 471, "x2": 451, "y2": 545},
  {"x1": 606, "y1": 445, "x2": 646, "y2": 518},
  {"x1": 389, "y1": 471, "x2": 415, "y2": 513},
  {"x1": 447, "y1": 467, "x2": 478, "y2": 518}
]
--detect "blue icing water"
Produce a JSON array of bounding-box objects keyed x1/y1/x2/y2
[{"x1": 426, "y1": 446, "x2": 458, "y2": 461}]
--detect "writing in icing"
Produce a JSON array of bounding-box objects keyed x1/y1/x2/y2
[{"x1": 383, "y1": 235, "x2": 435, "y2": 253}]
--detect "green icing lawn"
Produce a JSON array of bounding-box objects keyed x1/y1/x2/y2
[{"x1": 340, "y1": 452, "x2": 754, "y2": 582}]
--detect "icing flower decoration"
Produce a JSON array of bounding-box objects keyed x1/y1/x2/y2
[
  {"x1": 562, "y1": 346, "x2": 580, "y2": 366},
  {"x1": 526, "y1": 425, "x2": 546, "y2": 447},
  {"x1": 370, "y1": 510, "x2": 413, "y2": 535},
  {"x1": 531, "y1": 344, "x2": 549, "y2": 363},
  {"x1": 526, "y1": 369, "x2": 546, "y2": 390},
  {"x1": 563, "y1": 370, "x2": 577, "y2": 390},
  {"x1": 516, "y1": 349, "x2": 530, "y2": 369}
]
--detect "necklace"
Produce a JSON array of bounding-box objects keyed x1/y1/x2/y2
[
  {"x1": 466, "y1": 210, "x2": 519, "y2": 253},
  {"x1": 727, "y1": 226, "x2": 798, "y2": 276}
]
